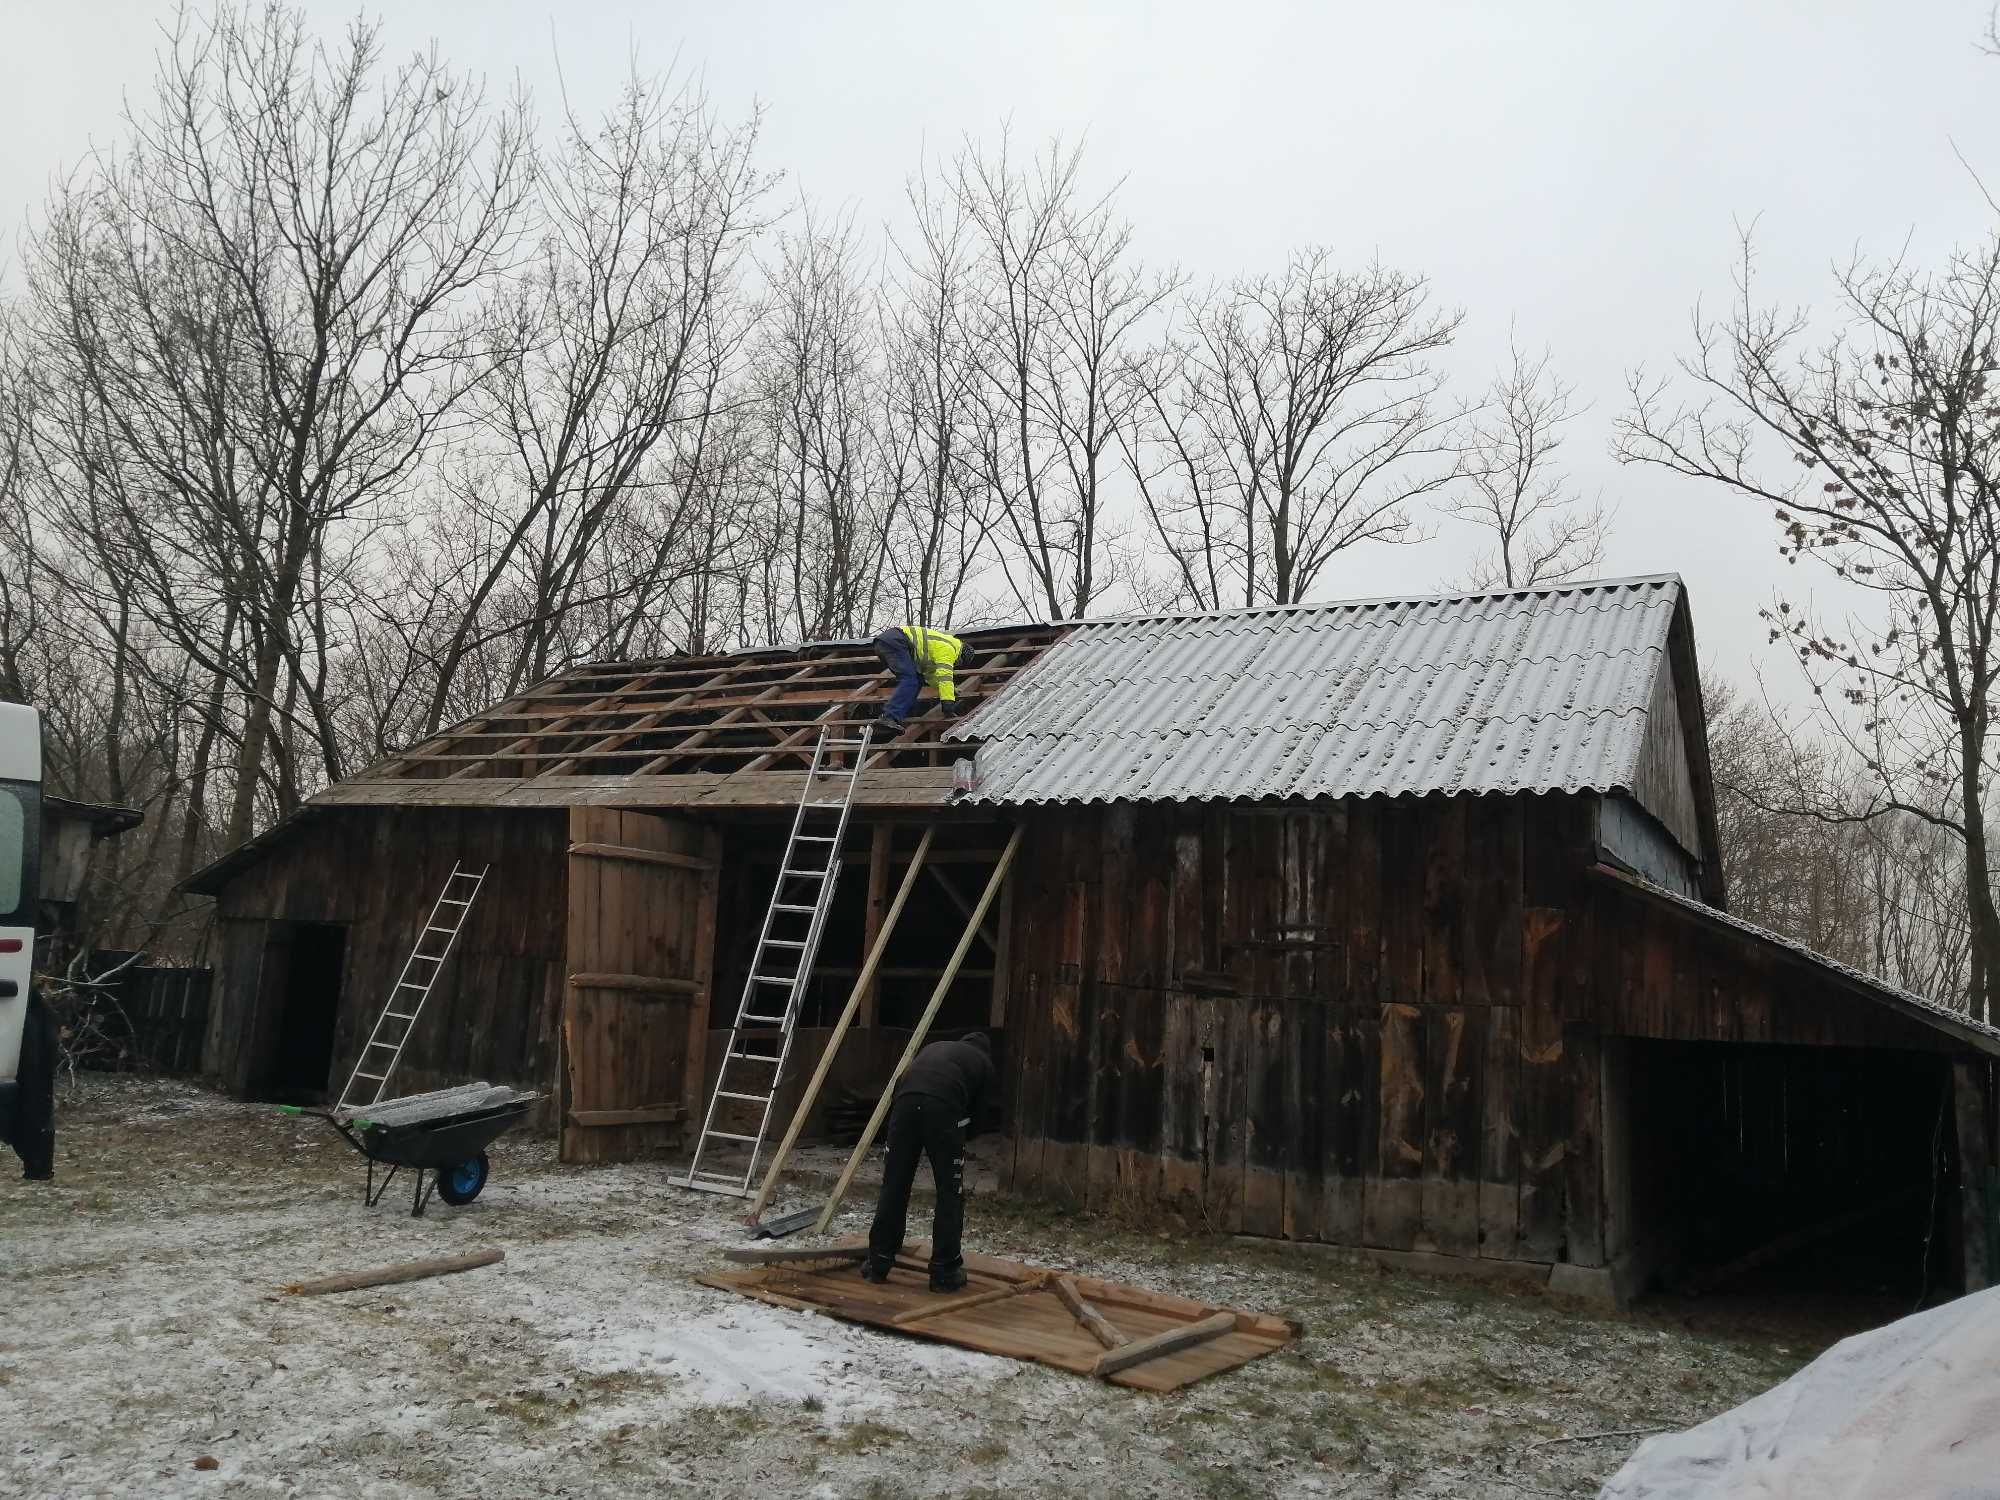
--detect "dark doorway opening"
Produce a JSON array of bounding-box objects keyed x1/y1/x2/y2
[
  {"x1": 1615, "y1": 1040, "x2": 1957, "y2": 1307},
  {"x1": 258, "y1": 922, "x2": 347, "y2": 1104}
]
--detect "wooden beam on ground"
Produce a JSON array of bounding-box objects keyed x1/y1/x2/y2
[
  {"x1": 887, "y1": 1272, "x2": 1052, "y2": 1326},
  {"x1": 747, "y1": 827, "x2": 935, "y2": 1223},
  {"x1": 283, "y1": 1248, "x2": 504, "y2": 1296},
  {"x1": 1053, "y1": 1276, "x2": 1128, "y2": 1350},
  {"x1": 1090, "y1": 1311, "x2": 1236, "y2": 1378},
  {"x1": 724, "y1": 1241, "x2": 870, "y2": 1265},
  {"x1": 814, "y1": 826, "x2": 1024, "y2": 1235}
]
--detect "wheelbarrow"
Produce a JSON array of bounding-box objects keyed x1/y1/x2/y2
[{"x1": 282, "y1": 1083, "x2": 540, "y2": 1217}]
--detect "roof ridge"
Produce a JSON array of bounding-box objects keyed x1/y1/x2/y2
[{"x1": 1057, "y1": 574, "x2": 1683, "y2": 630}]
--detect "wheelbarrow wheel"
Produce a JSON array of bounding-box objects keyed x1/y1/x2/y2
[{"x1": 436, "y1": 1151, "x2": 490, "y2": 1206}]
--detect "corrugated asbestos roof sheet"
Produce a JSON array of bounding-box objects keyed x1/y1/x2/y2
[
  {"x1": 948, "y1": 575, "x2": 1684, "y2": 807},
  {"x1": 1594, "y1": 865, "x2": 2000, "y2": 1057}
]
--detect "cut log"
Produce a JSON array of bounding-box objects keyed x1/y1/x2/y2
[
  {"x1": 1090, "y1": 1311, "x2": 1237, "y2": 1378},
  {"x1": 284, "y1": 1248, "x2": 504, "y2": 1296},
  {"x1": 1053, "y1": 1276, "x2": 1128, "y2": 1349},
  {"x1": 888, "y1": 1272, "x2": 1051, "y2": 1326}
]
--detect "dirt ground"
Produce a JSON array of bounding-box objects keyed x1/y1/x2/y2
[{"x1": 1, "y1": 1076, "x2": 1843, "y2": 1499}]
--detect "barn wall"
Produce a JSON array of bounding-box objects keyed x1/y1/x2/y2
[
  {"x1": 204, "y1": 807, "x2": 569, "y2": 1114},
  {"x1": 1002, "y1": 791, "x2": 1992, "y2": 1284}
]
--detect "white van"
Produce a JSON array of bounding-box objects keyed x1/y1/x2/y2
[{"x1": 0, "y1": 702, "x2": 45, "y2": 1175}]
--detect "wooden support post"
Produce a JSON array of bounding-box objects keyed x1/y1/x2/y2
[
  {"x1": 283, "y1": 1248, "x2": 504, "y2": 1296},
  {"x1": 1956, "y1": 1061, "x2": 1996, "y2": 1292},
  {"x1": 860, "y1": 823, "x2": 895, "y2": 1029},
  {"x1": 746, "y1": 827, "x2": 936, "y2": 1223},
  {"x1": 1090, "y1": 1311, "x2": 1236, "y2": 1378},
  {"x1": 814, "y1": 827, "x2": 1024, "y2": 1234},
  {"x1": 1053, "y1": 1276, "x2": 1127, "y2": 1349}
]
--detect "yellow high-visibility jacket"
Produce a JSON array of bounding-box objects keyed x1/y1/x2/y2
[{"x1": 896, "y1": 625, "x2": 964, "y2": 702}]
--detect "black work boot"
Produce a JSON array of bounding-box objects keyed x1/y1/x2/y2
[
  {"x1": 860, "y1": 1258, "x2": 892, "y2": 1284},
  {"x1": 929, "y1": 1264, "x2": 967, "y2": 1293}
]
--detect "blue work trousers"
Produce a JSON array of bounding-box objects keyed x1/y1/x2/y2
[{"x1": 875, "y1": 629, "x2": 922, "y2": 723}]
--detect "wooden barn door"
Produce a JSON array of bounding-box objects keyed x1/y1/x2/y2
[{"x1": 562, "y1": 808, "x2": 720, "y2": 1164}]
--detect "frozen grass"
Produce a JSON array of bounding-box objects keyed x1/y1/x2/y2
[{"x1": 0, "y1": 1075, "x2": 1832, "y2": 1498}]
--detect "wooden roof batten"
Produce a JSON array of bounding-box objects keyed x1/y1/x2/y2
[{"x1": 359, "y1": 624, "x2": 1067, "y2": 793}]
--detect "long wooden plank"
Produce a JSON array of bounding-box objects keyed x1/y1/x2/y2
[
  {"x1": 814, "y1": 827, "x2": 1024, "y2": 1234},
  {"x1": 747, "y1": 827, "x2": 937, "y2": 1222},
  {"x1": 1053, "y1": 1276, "x2": 1128, "y2": 1349},
  {"x1": 568, "y1": 842, "x2": 717, "y2": 872},
  {"x1": 1090, "y1": 1311, "x2": 1237, "y2": 1377},
  {"x1": 569, "y1": 1104, "x2": 685, "y2": 1127},
  {"x1": 283, "y1": 1249, "x2": 504, "y2": 1296},
  {"x1": 568, "y1": 971, "x2": 701, "y2": 995}
]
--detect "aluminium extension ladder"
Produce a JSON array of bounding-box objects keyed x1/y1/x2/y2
[
  {"x1": 680, "y1": 724, "x2": 872, "y2": 1196},
  {"x1": 334, "y1": 862, "x2": 489, "y2": 1115}
]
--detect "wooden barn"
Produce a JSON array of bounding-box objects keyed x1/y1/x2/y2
[{"x1": 185, "y1": 576, "x2": 2000, "y2": 1305}]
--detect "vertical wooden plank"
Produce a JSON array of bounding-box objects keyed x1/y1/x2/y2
[
  {"x1": 1043, "y1": 873, "x2": 1093, "y2": 1206},
  {"x1": 1206, "y1": 995, "x2": 1249, "y2": 1235},
  {"x1": 1366, "y1": 1002, "x2": 1426, "y2": 1248},
  {"x1": 1240, "y1": 997, "x2": 1287, "y2": 1237},
  {"x1": 1159, "y1": 991, "x2": 1204, "y2": 1216},
  {"x1": 1516, "y1": 905, "x2": 1567, "y2": 1261},
  {"x1": 1565, "y1": 1023, "x2": 1605, "y2": 1267},
  {"x1": 860, "y1": 822, "x2": 892, "y2": 1027},
  {"x1": 686, "y1": 821, "x2": 723, "y2": 1117},
  {"x1": 1284, "y1": 997, "x2": 1327, "y2": 1241},
  {"x1": 1170, "y1": 815, "x2": 1205, "y2": 985},
  {"x1": 1421, "y1": 799, "x2": 1466, "y2": 1005},
  {"x1": 1116, "y1": 984, "x2": 1167, "y2": 1212},
  {"x1": 1422, "y1": 1007, "x2": 1483, "y2": 1258},
  {"x1": 1346, "y1": 799, "x2": 1382, "y2": 1002},
  {"x1": 1462, "y1": 799, "x2": 1523, "y2": 1008},
  {"x1": 1319, "y1": 1004, "x2": 1366, "y2": 1244},
  {"x1": 1086, "y1": 978, "x2": 1123, "y2": 1212},
  {"x1": 989, "y1": 859, "x2": 1014, "y2": 1029},
  {"x1": 1478, "y1": 1005, "x2": 1522, "y2": 1259},
  {"x1": 1378, "y1": 802, "x2": 1423, "y2": 1005}
]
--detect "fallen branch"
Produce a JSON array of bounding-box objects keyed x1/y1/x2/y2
[
  {"x1": 1092, "y1": 1311, "x2": 1237, "y2": 1378},
  {"x1": 283, "y1": 1248, "x2": 504, "y2": 1296},
  {"x1": 1526, "y1": 1425, "x2": 1671, "y2": 1451}
]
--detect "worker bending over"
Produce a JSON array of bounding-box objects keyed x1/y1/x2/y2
[
  {"x1": 863, "y1": 1031, "x2": 992, "y2": 1292},
  {"x1": 871, "y1": 625, "x2": 975, "y2": 736}
]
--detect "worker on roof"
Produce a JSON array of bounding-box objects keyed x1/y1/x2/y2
[
  {"x1": 862, "y1": 1031, "x2": 993, "y2": 1293},
  {"x1": 870, "y1": 625, "x2": 976, "y2": 737}
]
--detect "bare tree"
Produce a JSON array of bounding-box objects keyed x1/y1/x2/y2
[
  {"x1": 1619, "y1": 234, "x2": 2000, "y2": 1020},
  {"x1": 1126, "y1": 250, "x2": 1462, "y2": 609},
  {"x1": 1446, "y1": 338, "x2": 1609, "y2": 589},
  {"x1": 954, "y1": 134, "x2": 1171, "y2": 619}
]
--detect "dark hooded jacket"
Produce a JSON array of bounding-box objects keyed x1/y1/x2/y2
[{"x1": 891, "y1": 1033, "x2": 993, "y2": 1122}]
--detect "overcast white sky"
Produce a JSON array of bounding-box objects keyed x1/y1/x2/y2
[{"x1": 6, "y1": 0, "x2": 2000, "y2": 693}]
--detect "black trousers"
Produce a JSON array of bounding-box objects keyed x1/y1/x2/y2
[
  {"x1": 867, "y1": 1093, "x2": 966, "y2": 1273},
  {"x1": 5, "y1": 991, "x2": 56, "y2": 1180}
]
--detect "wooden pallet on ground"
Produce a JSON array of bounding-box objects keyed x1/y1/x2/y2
[{"x1": 697, "y1": 1240, "x2": 1300, "y2": 1393}]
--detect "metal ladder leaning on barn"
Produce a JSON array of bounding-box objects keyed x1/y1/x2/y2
[
  {"x1": 680, "y1": 724, "x2": 872, "y2": 1197},
  {"x1": 335, "y1": 862, "x2": 490, "y2": 1113}
]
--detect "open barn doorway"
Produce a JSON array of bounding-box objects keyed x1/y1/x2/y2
[
  {"x1": 1608, "y1": 1039, "x2": 1957, "y2": 1307},
  {"x1": 252, "y1": 921, "x2": 348, "y2": 1104}
]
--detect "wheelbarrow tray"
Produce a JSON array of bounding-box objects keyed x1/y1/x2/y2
[
  {"x1": 291, "y1": 1082, "x2": 542, "y2": 1215},
  {"x1": 343, "y1": 1084, "x2": 536, "y2": 1169}
]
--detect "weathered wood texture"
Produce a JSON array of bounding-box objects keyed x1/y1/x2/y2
[
  {"x1": 701, "y1": 1240, "x2": 1297, "y2": 1392},
  {"x1": 204, "y1": 807, "x2": 570, "y2": 1118},
  {"x1": 562, "y1": 807, "x2": 718, "y2": 1164},
  {"x1": 1001, "y1": 792, "x2": 1998, "y2": 1278}
]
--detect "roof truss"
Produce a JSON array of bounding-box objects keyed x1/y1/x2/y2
[{"x1": 366, "y1": 625, "x2": 1065, "y2": 784}]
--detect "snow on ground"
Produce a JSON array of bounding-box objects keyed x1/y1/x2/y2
[{"x1": 1, "y1": 1075, "x2": 1857, "y2": 1498}]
